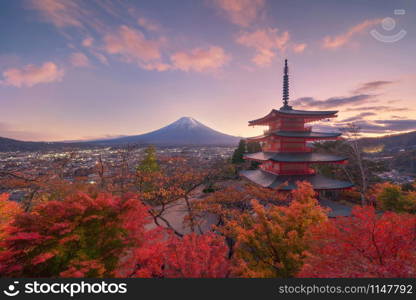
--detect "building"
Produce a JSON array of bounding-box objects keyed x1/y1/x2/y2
[{"x1": 241, "y1": 59, "x2": 353, "y2": 191}]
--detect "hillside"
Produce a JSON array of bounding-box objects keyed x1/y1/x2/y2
[
  {"x1": 360, "y1": 131, "x2": 416, "y2": 151},
  {"x1": 92, "y1": 117, "x2": 240, "y2": 146}
]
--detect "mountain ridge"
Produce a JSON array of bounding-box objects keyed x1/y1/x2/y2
[
  {"x1": 0, "y1": 117, "x2": 240, "y2": 151},
  {"x1": 2, "y1": 119, "x2": 415, "y2": 152},
  {"x1": 91, "y1": 117, "x2": 240, "y2": 146}
]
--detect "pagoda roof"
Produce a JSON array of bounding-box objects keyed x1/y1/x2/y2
[
  {"x1": 244, "y1": 152, "x2": 347, "y2": 163},
  {"x1": 274, "y1": 131, "x2": 341, "y2": 138},
  {"x1": 247, "y1": 131, "x2": 341, "y2": 141},
  {"x1": 240, "y1": 169, "x2": 353, "y2": 191},
  {"x1": 249, "y1": 109, "x2": 338, "y2": 125}
]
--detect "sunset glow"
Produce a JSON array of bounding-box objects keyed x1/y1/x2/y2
[{"x1": 0, "y1": 0, "x2": 415, "y2": 141}]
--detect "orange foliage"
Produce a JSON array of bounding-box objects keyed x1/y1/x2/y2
[
  {"x1": 0, "y1": 194, "x2": 22, "y2": 244},
  {"x1": 224, "y1": 182, "x2": 327, "y2": 277}
]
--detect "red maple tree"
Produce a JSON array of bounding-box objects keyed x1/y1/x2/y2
[
  {"x1": 0, "y1": 192, "x2": 155, "y2": 277},
  {"x1": 299, "y1": 206, "x2": 416, "y2": 278}
]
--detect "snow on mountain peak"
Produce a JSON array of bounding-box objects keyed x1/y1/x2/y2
[{"x1": 172, "y1": 117, "x2": 200, "y2": 128}]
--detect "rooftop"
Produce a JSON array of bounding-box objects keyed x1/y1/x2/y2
[
  {"x1": 240, "y1": 169, "x2": 353, "y2": 190},
  {"x1": 244, "y1": 152, "x2": 347, "y2": 163},
  {"x1": 249, "y1": 109, "x2": 338, "y2": 125},
  {"x1": 247, "y1": 131, "x2": 341, "y2": 141}
]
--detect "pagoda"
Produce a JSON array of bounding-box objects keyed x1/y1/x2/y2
[{"x1": 241, "y1": 59, "x2": 353, "y2": 191}]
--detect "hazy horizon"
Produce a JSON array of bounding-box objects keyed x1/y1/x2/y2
[{"x1": 1, "y1": 0, "x2": 415, "y2": 141}]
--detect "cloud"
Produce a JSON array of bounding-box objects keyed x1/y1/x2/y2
[
  {"x1": 103, "y1": 25, "x2": 164, "y2": 66},
  {"x1": 353, "y1": 80, "x2": 396, "y2": 94},
  {"x1": 27, "y1": 1, "x2": 230, "y2": 74},
  {"x1": 28, "y1": 0, "x2": 86, "y2": 28},
  {"x1": 291, "y1": 94, "x2": 374, "y2": 109},
  {"x1": 236, "y1": 28, "x2": 290, "y2": 66},
  {"x1": 334, "y1": 119, "x2": 416, "y2": 134},
  {"x1": 373, "y1": 120, "x2": 416, "y2": 131},
  {"x1": 137, "y1": 17, "x2": 161, "y2": 32},
  {"x1": 345, "y1": 106, "x2": 408, "y2": 112},
  {"x1": 341, "y1": 112, "x2": 377, "y2": 122},
  {"x1": 143, "y1": 62, "x2": 171, "y2": 72},
  {"x1": 322, "y1": 19, "x2": 381, "y2": 49},
  {"x1": 292, "y1": 43, "x2": 307, "y2": 53},
  {"x1": 212, "y1": 0, "x2": 265, "y2": 27},
  {"x1": 82, "y1": 37, "x2": 94, "y2": 47},
  {"x1": 91, "y1": 51, "x2": 109, "y2": 65},
  {"x1": 170, "y1": 46, "x2": 230, "y2": 72},
  {"x1": 69, "y1": 52, "x2": 90, "y2": 68},
  {"x1": 1, "y1": 62, "x2": 64, "y2": 87}
]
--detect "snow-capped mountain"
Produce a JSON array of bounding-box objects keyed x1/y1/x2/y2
[{"x1": 93, "y1": 117, "x2": 240, "y2": 146}]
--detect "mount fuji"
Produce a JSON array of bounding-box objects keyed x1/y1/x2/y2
[{"x1": 93, "y1": 117, "x2": 240, "y2": 146}]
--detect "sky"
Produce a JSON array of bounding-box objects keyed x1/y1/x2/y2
[{"x1": 0, "y1": 0, "x2": 415, "y2": 141}]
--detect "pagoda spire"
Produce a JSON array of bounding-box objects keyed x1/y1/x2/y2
[{"x1": 281, "y1": 59, "x2": 292, "y2": 110}]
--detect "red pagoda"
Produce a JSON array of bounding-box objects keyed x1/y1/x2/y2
[{"x1": 241, "y1": 60, "x2": 353, "y2": 191}]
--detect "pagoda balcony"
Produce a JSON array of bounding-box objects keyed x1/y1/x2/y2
[
  {"x1": 260, "y1": 165, "x2": 316, "y2": 175},
  {"x1": 264, "y1": 127, "x2": 312, "y2": 135},
  {"x1": 279, "y1": 146, "x2": 313, "y2": 152},
  {"x1": 279, "y1": 126, "x2": 312, "y2": 132},
  {"x1": 277, "y1": 169, "x2": 315, "y2": 175}
]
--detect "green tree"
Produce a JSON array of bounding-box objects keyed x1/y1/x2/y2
[
  {"x1": 375, "y1": 183, "x2": 416, "y2": 213},
  {"x1": 232, "y1": 139, "x2": 246, "y2": 164},
  {"x1": 137, "y1": 146, "x2": 159, "y2": 173}
]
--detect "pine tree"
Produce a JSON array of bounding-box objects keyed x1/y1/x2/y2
[
  {"x1": 137, "y1": 146, "x2": 159, "y2": 173},
  {"x1": 231, "y1": 139, "x2": 246, "y2": 164}
]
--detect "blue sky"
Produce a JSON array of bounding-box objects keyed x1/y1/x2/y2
[{"x1": 0, "y1": 0, "x2": 415, "y2": 141}]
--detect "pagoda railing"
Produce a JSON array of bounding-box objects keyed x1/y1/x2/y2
[
  {"x1": 264, "y1": 126, "x2": 312, "y2": 134},
  {"x1": 279, "y1": 146, "x2": 312, "y2": 152},
  {"x1": 260, "y1": 165, "x2": 316, "y2": 175}
]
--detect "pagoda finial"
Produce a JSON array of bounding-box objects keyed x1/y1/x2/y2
[{"x1": 281, "y1": 59, "x2": 292, "y2": 110}]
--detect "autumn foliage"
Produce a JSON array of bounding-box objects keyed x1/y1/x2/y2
[
  {"x1": 299, "y1": 206, "x2": 416, "y2": 278},
  {"x1": 161, "y1": 233, "x2": 229, "y2": 278},
  {"x1": 0, "y1": 194, "x2": 22, "y2": 245},
  {"x1": 369, "y1": 182, "x2": 416, "y2": 213},
  {"x1": 0, "y1": 192, "x2": 230, "y2": 278},
  {"x1": 2, "y1": 174, "x2": 416, "y2": 278},
  {"x1": 0, "y1": 192, "x2": 153, "y2": 277},
  {"x1": 224, "y1": 182, "x2": 327, "y2": 277}
]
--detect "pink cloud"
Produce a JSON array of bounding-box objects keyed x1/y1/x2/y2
[
  {"x1": 143, "y1": 62, "x2": 171, "y2": 72},
  {"x1": 28, "y1": 0, "x2": 84, "y2": 28},
  {"x1": 170, "y1": 46, "x2": 230, "y2": 72},
  {"x1": 1, "y1": 62, "x2": 64, "y2": 87},
  {"x1": 138, "y1": 17, "x2": 161, "y2": 32},
  {"x1": 91, "y1": 51, "x2": 109, "y2": 65},
  {"x1": 82, "y1": 37, "x2": 94, "y2": 47},
  {"x1": 236, "y1": 28, "x2": 290, "y2": 66},
  {"x1": 212, "y1": 0, "x2": 265, "y2": 27},
  {"x1": 293, "y1": 43, "x2": 307, "y2": 53},
  {"x1": 103, "y1": 25, "x2": 164, "y2": 66},
  {"x1": 70, "y1": 52, "x2": 90, "y2": 68},
  {"x1": 323, "y1": 19, "x2": 382, "y2": 49}
]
